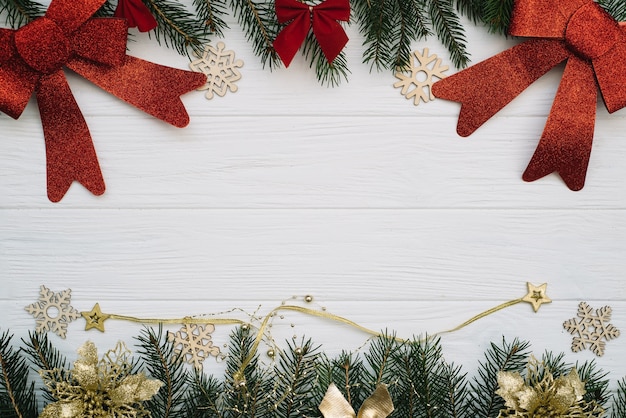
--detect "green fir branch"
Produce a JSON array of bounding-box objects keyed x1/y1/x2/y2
[
  {"x1": 353, "y1": 0, "x2": 395, "y2": 71},
  {"x1": 466, "y1": 337, "x2": 531, "y2": 418},
  {"x1": 612, "y1": 377, "x2": 626, "y2": 418},
  {"x1": 598, "y1": 0, "x2": 626, "y2": 21},
  {"x1": 576, "y1": 360, "x2": 611, "y2": 409},
  {"x1": 184, "y1": 368, "x2": 224, "y2": 418},
  {"x1": 192, "y1": 0, "x2": 229, "y2": 36},
  {"x1": 229, "y1": 0, "x2": 280, "y2": 68},
  {"x1": 481, "y1": 0, "x2": 514, "y2": 34},
  {"x1": 316, "y1": 352, "x2": 369, "y2": 411},
  {"x1": 222, "y1": 325, "x2": 271, "y2": 418},
  {"x1": 143, "y1": 0, "x2": 209, "y2": 55},
  {"x1": 454, "y1": 0, "x2": 484, "y2": 23},
  {"x1": 428, "y1": 0, "x2": 470, "y2": 68},
  {"x1": 0, "y1": 0, "x2": 45, "y2": 28},
  {"x1": 302, "y1": 32, "x2": 350, "y2": 86},
  {"x1": 391, "y1": 0, "x2": 431, "y2": 70},
  {"x1": 363, "y1": 333, "x2": 402, "y2": 391},
  {"x1": 0, "y1": 331, "x2": 38, "y2": 418},
  {"x1": 135, "y1": 326, "x2": 190, "y2": 418},
  {"x1": 271, "y1": 338, "x2": 320, "y2": 418},
  {"x1": 21, "y1": 331, "x2": 69, "y2": 404}
]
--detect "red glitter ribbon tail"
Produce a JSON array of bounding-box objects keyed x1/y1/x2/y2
[
  {"x1": 523, "y1": 56, "x2": 596, "y2": 191},
  {"x1": 68, "y1": 56, "x2": 206, "y2": 127},
  {"x1": 432, "y1": 39, "x2": 569, "y2": 137},
  {"x1": 37, "y1": 72, "x2": 105, "y2": 202}
]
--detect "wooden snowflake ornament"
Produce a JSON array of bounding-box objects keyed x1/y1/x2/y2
[
  {"x1": 563, "y1": 302, "x2": 620, "y2": 356},
  {"x1": 394, "y1": 48, "x2": 448, "y2": 105},
  {"x1": 168, "y1": 323, "x2": 221, "y2": 369},
  {"x1": 25, "y1": 285, "x2": 80, "y2": 338},
  {"x1": 189, "y1": 42, "x2": 243, "y2": 99}
]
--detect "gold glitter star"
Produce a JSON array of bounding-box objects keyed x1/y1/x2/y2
[
  {"x1": 522, "y1": 282, "x2": 552, "y2": 312},
  {"x1": 82, "y1": 303, "x2": 111, "y2": 332}
]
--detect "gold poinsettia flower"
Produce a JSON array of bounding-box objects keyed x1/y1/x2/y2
[
  {"x1": 495, "y1": 357, "x2": 604, "y2": 417},
  {"x1": 39, "y1": 341, "x2": 162, "y2": 418}
]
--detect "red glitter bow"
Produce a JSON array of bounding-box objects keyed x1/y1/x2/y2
[
  {"x1": 114, "y1": 0, "x2": 158, "y2": 32},
  {"x1": 273, "y1": 0, "x2": 350, "y2": 67},
  {"x1": 0, "y1": 0, "x2": 206, "y2": 202},
  {"x1": 432, "y1": 0, "x2": 626, "y2": 190}
]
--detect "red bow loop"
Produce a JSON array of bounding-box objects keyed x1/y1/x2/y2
[
  {"x1": 0, "y1": 0, "x2": 206, "y2": 201},
  {"x1": 273, "y1": 0, "x2": 350, "y2": 67},
  {"x1": 433, "y1": 0, "x2": 626, "y2": 190},
  {"x1": 114, "y1": 0, "x2": 158, "y2": 33}
]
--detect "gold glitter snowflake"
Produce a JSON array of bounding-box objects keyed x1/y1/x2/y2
[
  {"x1": 168, "y1": 323, "x2": 220, "y2": 370},
  {"x1": 563, "y1": 302, "x2": 620, "y2": 356},
  {"x1": 25, "y1": 285, "x2": 80, "y2": 338},
  {"x1": 189, "y1": 42, "x2": 243, "y2": 99},
  {"x1": 394, "y1": 48, "x2": 449, "y2": 105}
]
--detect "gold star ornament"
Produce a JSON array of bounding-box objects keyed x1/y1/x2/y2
[
  {"x1": 522, "y1": 282, "x2": 552, "y2": 312},
  {"x1": 82, "y1": 303, "x2": 111, "y2": 332}
]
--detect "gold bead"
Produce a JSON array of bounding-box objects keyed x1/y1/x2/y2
[
  {"x1": 304, "y1": 295, "x2": 313, "y2": 303},
  {"x1": 241, "y1": 324, "x2": 249, "y2": 331},
  {"x1": 267, "y1": 349, "x2": 275, "y2": 358},
  {"x1": 294, "y1": 347, "x2": 303, "y2": 355}
]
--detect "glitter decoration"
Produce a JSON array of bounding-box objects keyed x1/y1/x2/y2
[
  {"x1": 432, "y1": 0, "x2": 626, "y2": 191},
  {"x1": 563, "y1": 302, "x2": 620, "y2": 356},
  {"x1": 39, "y1": 341, "x2": 162, "y2": 418},
  {"x1": 495, "y1": 358, "x2": 603, "y2": 417},
  {"x1": 168, "y1": 323, "x2": 221, "y2": 370},
  {"x1": 25, "y1": 285, "x2": 80, "y2": 338},
  {"x1": 189, "y1": 42, "x2": 243, "y2": 99},
  {"x1": 393, "y1": 48, "x2": 448, "y2": 105}
]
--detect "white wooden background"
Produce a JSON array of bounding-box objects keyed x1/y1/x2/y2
[{"x1": 2, "y1": 4, "x2": 626, "y2": 391}]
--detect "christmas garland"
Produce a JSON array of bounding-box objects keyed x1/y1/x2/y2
[
  {"x1": 1, "y1": 329, "x2": 626, "y2": 417},
  {"x1": 2, "y1": 0, "x2": 625, "y2": 85}
]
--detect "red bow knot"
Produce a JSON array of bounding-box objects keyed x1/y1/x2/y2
[
  {"x1": 432, "y1": 0, "x2": 626, "y2": 190},
  {"x1": 273, "y1": 0, "x2": 350, "y2": 67},
  {"x1": 0, "y1": 0, "x2": 206, "y2": 202}
]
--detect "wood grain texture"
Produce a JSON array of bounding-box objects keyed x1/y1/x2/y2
[{"x1": 1, "y1": 6, "x2": 625, "y2": 389}]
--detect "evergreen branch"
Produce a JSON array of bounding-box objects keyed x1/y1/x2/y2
[
  {"x1": 317, "y1": 352, "x2": 368, "y2": 411},
  {"x1": 0, "y1": 331, "x2": 38, "y2": 418},
  {"x1": 454, "y1": 0, "x2": 483, "y2": 23},
  {"x1": 440, "y1": 362, "x2": 469, "y2": 418},
  {"x1": 94, "y1": 0, "x2": 117, "y2": 17},
  {"x1": 0, "y1": 0, "x2": 45, "y2": 28},
  {"x1": 427, "y1": 0, "x2": 470, "y2": 68},
  {"x1": 576, "y1": 360, "x2": 611, "y2": 409},
  {"x1": 598, "y1": 0, "x2": 626, "y2": 21},
  {"x1": 192, "y1": 0, "x2": 229, "y2": 36},
  {"x1": 391, "y1": 0, "x2": 431, "y2": 70},
  {"x1": 21, "y1": 331, "x2": 69, "y2": 404},
  {"x1": 466, "y1": 337, "x2": 531, "y2": 418},
  {"x1": 363, "y1": 333, "x2": 402, "y2": 393},
  {"x1": 612, "y1": 377, "x2": 626, "y2": 418},
  {"x1": 353, "y1": 0, "x2": 395, "y2": 71},
  {"x1": 184, "y1": 368, "x2": 224, "y2": 418},
  {"x1": 136, "y1": 326, "x2": 190, "y2": 418},
  {"x1": 143, "y1": 0, "x2": 208, "y2": 55},
  {"x1": 481, "y1": 0, "x2": 513, "y2": 34},
  {"x1": 272, "y1": 338, "x2": 320, "y2": 417},
  {"x1": 229, "y1": 0, "x2": 280, "y2": 68},
  {"x1": 302, "y1": 32, "x2": 350, "y2": 86}
]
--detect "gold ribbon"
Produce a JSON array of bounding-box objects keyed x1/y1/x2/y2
[{"x1": 319, "y1": 383, "x2": 394, "y2": 418}]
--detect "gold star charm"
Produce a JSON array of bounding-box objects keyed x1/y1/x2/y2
[
  {"x1": 522, "y1": 282, "x2": 552, "y2": 312},
  {"x1": 82, "y1": 303, "x2": 111, "y2": 332}
]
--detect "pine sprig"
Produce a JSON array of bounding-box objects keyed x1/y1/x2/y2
[
  {"x1": 0, "y1": 0, "x2": 45, "y2": 28},
  {"x1": 271, "y1": 338, "x2": 320, "y2": 418},
  {"x1": 598, "y1": 0, "x2": 626, "y2": 21},
  {"x1": 229, "y1": 0, "x2": 280, "y2": 68},
  {"x1": 428, "y1": 0, "x2": 469, "y2": 68},
  {"x1": 363, "y1": 333, "x2": 402, "y2": 392},
  {"x1": 316, "y1": 352, "x2": 369, "y2": 411},
  {"x1": 576, "y1": 360, "x2": 611, "y2": 408},
  {"x1": 391, "y1": 0, "x2": 431, "y2": 70},
  {"x1": 192, "y1": 0, "x2": 229, "y2": 36},
  {"x1": 143, "y1": 0, "x2": 209, "y2": 55},
  {"x1": 135, "y1": 326, "x2": 190, "y2": 418},
  {"x1": 21, "y1": 331, "x2": 69, "y2": 404},
  {"x1": 481, "y1": 0, "x2": 513, "y2": 34},
  {"x1": 0, "y1": 331, "x2": 38, "y2": 418},
  {"x1": 353, "y1": 0, "x2": 396, "y2": 71},
  {"x1": 184, "y1": 368, "x2": 224, "y2": 418},
  {"x1": 302, "y1": 32, "x2": 350, "y2": 87},
  {"x1": 612, "y1": 377, "x2": 626, "y2": 418},
  {"x1": 466, "y1": 337, "x2": 531, "y2": 418}
]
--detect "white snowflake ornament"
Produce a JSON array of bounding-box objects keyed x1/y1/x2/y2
[
  {"x1": 563, "y1": 302, "x2": 620, "y2": 356},
  {"x1": 168, "y1": 323, "x2": 220, "y2": 370},
  {"x1": 394, "y1": 48, "x2": 449, "y2": 105},
  {"x1": 189, "y1": 42, "x2": 243, "y2": 99},
  {"x1": 25, "y1": 285, "x2": 80, "y2": 338}
]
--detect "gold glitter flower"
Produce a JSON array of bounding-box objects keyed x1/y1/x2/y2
[
  {"x1": 39, "y1": 341, "x2": 162, "y2": 418},
  {"x1": 495, "y1": 357, "x2": 604, "y2": 417}
]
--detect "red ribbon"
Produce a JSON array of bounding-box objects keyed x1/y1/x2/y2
[
  {"x1": 114, "y1": 0, "x2": 158, "y2": 32},
  {"x1": 273, "y1": 0, "x2": 350, "y2": 67},
  {"x1": 432, "y1": 0, "x2": 626, "y2": 191},
  {"x1": 0, "y1": 0, "x2": 206, "y2": 202}
]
